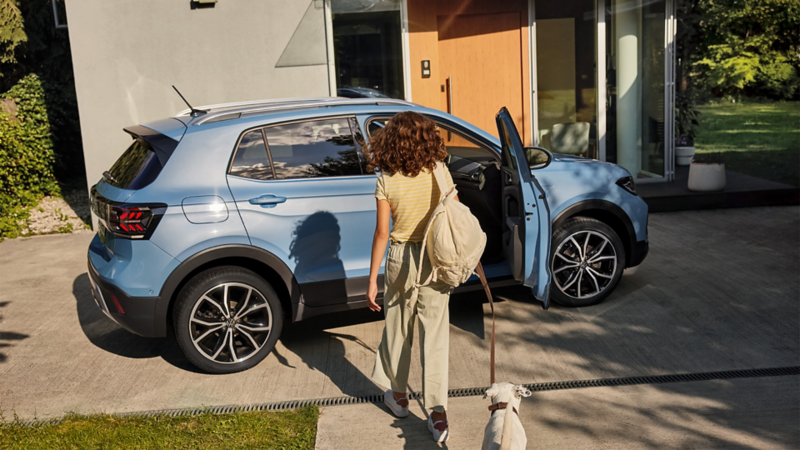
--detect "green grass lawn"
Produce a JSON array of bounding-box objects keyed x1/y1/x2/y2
[
  {"x1": 694, "y1": 101, "x2": 800, "y2": 187},
  {"x1": 0, "y1": 406, "x2": 318, "y2": 449}
]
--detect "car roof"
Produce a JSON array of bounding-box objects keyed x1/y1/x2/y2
[{"x1": 174, "y1": 97, "x2": 417, "y2": 127}]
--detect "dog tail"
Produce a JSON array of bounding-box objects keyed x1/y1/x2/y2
[{"x1": 498, "y1": 408, "x2": 514, "y2": 450}]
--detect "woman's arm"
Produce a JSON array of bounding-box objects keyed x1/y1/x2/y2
[{"x1": 366, "y1": 198, "x2": 391, "y2": 311}]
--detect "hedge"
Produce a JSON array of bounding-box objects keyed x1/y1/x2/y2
[{"x1": 0, "y1": 73, "x2": 59, "y2": 240}]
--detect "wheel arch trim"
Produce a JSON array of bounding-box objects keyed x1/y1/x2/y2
[
  {"x1": 153, "y1": 245, "x2": 302, "y2": 337},
  {"x1": 552, "y1": 199, "x2": 637, "y2": 267}
]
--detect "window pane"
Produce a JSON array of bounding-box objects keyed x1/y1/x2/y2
[
  {"x1": 230, "y1": 130, "x2": 273, "y2": 180},
  {"x1": 333, "y1": 9, "x2": 405, "y2": 99},
  {"x1": 107, "y1": 139, "x2": 163, "y2": 190},
  {"x1": 264, "y1": 118, "x2": 364, "y2": 179},
  {"x1": 535, "y1": 0, "x2": 597, "y2": 159},
  {"x1": 606, "y1": 0, "x2": 666, "y2": 179}
]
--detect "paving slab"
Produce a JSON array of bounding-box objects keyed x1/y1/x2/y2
[
  {"x1": 0, "y1": 206, "x2": 798, "y2": 422},
  {"x1": 316, "y1": 376, "x2": 800, "y2": 449}
]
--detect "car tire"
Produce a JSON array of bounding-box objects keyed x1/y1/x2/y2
[
  {"x1": 173, "y1": 266, "x2": 283, "y2": 374},
  {"x1": 550, "y1": 217, "x2": 626, "y2": 307}
]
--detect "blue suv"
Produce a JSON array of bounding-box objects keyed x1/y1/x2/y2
[{"x1": 88, "y1": 98, "x2": 648, "y2": 373}]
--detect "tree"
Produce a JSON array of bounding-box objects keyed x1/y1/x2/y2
[
  {"x1": 0, "y1": 0, "x2": 26, "y2": 83},
  {"x1": 696, "y1": 0, "x2": 800, "y2": 99}
]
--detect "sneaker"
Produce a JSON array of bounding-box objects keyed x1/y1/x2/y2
[
  {"x1": 427, "y1": 414, "x2": 449, "y2": 442},
  {"x1": 383, "y1": 390, "x2": 409, "y2": 418}
]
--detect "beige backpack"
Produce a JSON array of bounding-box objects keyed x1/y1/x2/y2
[{"x1": 406, "y1": 163, "x2": 487, "y2": 311}]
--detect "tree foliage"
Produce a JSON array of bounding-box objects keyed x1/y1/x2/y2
[
  {"x1": 693, "y1": 0, "x2": 800, "y2": 100},
  {"x1": 0, "y1": 0, "x2": 25, "y2": 67},
  {"x1": 675, "y1": 0, "x2": 799, "y2": 139},
  {"x1": 0, "y1": 0, "x2": 81, "y2": 239},
  {"x1": 0, "y1": 0, "x2": 82, "y2": 177},
  {"x1": 0, "y1": 73, "x2": 58, "y2": 239}
]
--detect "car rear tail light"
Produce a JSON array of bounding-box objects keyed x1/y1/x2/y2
[
  {"x1": 90, "y1": 186, "x2": 166, "y2": 240},
  {"x1": 108, "y1": 206, "x2": 156, "y2": 239},
  {"x1": 101, "y1": 204, "x2": 166, "y2": 240}
]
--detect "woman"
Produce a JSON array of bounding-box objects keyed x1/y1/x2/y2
[{"x1": 365, "y1": 111, "x2": 457, "y2": 443}]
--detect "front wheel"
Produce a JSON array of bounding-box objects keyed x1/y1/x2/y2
[
  {"x1": 550, "y1": 217, "x2": 626, "y2": 307},
  {"x1": 173, "y1": 266, "x2": 283, "y2": 373}
]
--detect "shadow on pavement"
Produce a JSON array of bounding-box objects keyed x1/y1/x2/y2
[
  {"x1": 72, "y1": 273, "x2": 202, "y2": 373},
  {"x1": 0, "y1": 301, "x2": 29, "y2": 364},
  {"x1": 72, "y1": 265, "x2": 510, "y2": 381}
]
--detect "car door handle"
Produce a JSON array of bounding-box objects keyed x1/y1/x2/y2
[{"x1": 249, "y1": 194, "x2": 287, "y2": 208}]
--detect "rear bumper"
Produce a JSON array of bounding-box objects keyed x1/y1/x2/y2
[
  {"x1": 87, "y1": 258, "x2": 160, "y2": 337},
  {"x1": 628, "y1": 239, "x2": 649, "y2": 267}
]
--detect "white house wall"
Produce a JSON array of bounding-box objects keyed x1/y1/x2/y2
[{"x1": 65, "y1": 0, "x2": 331, "y2": 192}]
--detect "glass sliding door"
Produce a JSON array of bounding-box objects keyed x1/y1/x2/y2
[
  {"x1": 331, "y1": 1, "x2": 405, "y2": 99},
  {"x1": 605, "y1": 0, "x2": 666, "y2": 180},
  {"x1": 534, "y1": 0, "x2": 597, "y2": 158}
]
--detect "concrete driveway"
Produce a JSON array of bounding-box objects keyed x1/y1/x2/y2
[{"x1": 0, "y1": 207, "x2": 798, "y2": 447}]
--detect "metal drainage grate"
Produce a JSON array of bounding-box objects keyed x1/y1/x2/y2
[{"x1": 8, "y1": 366, "x2": 798, "y2": 427}]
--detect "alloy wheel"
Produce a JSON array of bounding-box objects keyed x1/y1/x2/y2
[
  {"x1": 552, "y1": 230, "x2": 618, "y2": 301},
  {"x1": 189, "y1": 282, "x2": 273, "y2": 364}
]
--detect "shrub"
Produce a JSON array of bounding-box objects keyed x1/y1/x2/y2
[
  {"x1": 692, "y1": 152, "x2": 725, "y2": 164},
  {"x1": 0, "y1": 73, "x2": 59, "y2": 240}
]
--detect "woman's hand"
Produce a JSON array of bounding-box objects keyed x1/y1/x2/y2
[{"x1": 366, "y1": 280, "x2": 381, "y2": 311}]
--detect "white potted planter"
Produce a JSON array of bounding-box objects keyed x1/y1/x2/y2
[
  {"x1": 676, "y1": 146, "x2": 696, "y2": 166},
  {"x1": 688, "y1": 154, "x2": 726, "y2": 192},
  {"x1": 675, "y1": 135, "x2": 695, "y2": 166}
]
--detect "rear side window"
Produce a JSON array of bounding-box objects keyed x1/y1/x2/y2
[
  {"x1": 106, "y1": 139, "x2": 163, "y2": 190},
  {"x1": 263, "y1": 117, "x2": 365, "y2": 179},
  {"x1": 230, "y1": 130, "x2": 273, "y2": 180}
]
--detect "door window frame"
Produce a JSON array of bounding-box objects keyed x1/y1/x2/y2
[{"x1": 363, "y1": 114, "x2": 502, "y2": 166}]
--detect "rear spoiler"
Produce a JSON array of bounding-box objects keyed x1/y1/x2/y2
[{"x1": 123, "y1": 125, "x2": 180, "y2": 167}]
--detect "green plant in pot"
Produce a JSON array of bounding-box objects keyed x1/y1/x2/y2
[
  {"x1": 675, "y1": 92, "x2": 700, "y2": 166},
  {"x1": 688, "y1": 152, "x2": 726, "y2": 192}
]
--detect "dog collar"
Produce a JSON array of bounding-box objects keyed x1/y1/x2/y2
[{"x1": 488, "y1": 402, "x2": 518, "y2": 416}]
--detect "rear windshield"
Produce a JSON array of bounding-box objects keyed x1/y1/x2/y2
[{"x1": 106, "y1": 139, "x2": 163, "y2": 190}]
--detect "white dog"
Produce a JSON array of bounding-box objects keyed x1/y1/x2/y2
[{"x1": 481, "y1": 382, "x2": 532, "y2": 450}]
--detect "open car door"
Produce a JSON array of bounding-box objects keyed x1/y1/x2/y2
[{"x1": 495, "y1": 107, "x2": 552, "y2": 308}]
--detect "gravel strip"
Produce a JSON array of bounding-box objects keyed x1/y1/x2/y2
[{"x1": 21, "y1": 190, "x2": 93, "y2": 236}]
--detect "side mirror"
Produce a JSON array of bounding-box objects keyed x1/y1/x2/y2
[{"x1": 525, "y1": 146, "x2": 553, "y2": 170}]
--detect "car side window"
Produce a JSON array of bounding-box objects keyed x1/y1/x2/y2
[
  {"x1": 230, "y1": 129, "x2": 273, "y2": 180},
  {"x1": 263, "y1": 117, "x2": 365, "y2": 179}
]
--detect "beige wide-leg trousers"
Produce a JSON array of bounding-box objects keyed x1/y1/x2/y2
[{"x1": 371, "y1": 240, "x2": 451, "y2": 413}]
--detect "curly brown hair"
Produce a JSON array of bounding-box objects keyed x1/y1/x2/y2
[{"x1": 366, "y1": 111, "x2": 447, "y2": 177}]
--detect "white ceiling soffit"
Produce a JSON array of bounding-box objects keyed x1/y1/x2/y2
[{"x1": 275, "y1": 1, "x2": 328, "y2": 68}]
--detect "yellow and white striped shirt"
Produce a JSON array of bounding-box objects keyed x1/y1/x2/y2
[{"x1": 374, "y1": 164, "x2": 455, "y2": 243}]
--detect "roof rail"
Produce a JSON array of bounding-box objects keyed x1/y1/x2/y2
[
  {"x1": 184, "y1": 97, "x2": 418, "y2": 126},
  {"x1": 175, "y1": 97, "x2": 336, "y2": 117}
]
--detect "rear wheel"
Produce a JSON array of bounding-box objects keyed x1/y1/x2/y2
[
  {"x1": 550, "y1": 217, "x2": 626, "y2": 307},
  {"x1": 173, "y1": 266, "x2": 283, "y2": 373}
]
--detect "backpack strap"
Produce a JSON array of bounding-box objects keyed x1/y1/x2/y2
[
  {"x1": 405, "y1": 212, "x2": 440, "y2": 312},
  {"x1": 432, "y1": 162, "x2": 455, "y2": 201},
  {"x1": 404, "y1": 162, "x2": 452, "y2": 312}
]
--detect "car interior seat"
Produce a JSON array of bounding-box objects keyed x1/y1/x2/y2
[{"x1": 550, "y1": 122, "x2": 590, "y2": 156}]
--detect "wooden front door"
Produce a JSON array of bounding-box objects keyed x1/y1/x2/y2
[{"x1": 437, "y1": 13, "x2": 526, "y2": 142}]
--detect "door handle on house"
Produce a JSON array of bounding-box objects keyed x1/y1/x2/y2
[
  {"x1": 446, "y1": 76, "x2": 453, "y2": 139},
  {"x1": 249, "y1": 194, "x2": 287, "y2": 208}
]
